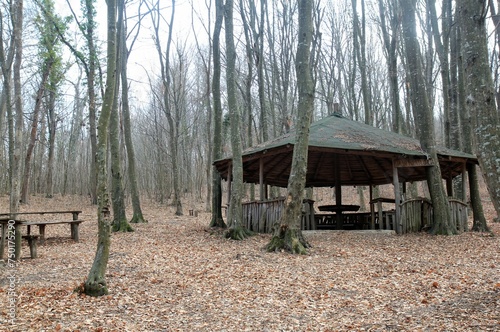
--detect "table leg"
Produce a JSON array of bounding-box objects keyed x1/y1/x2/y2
[
  {"x1": 71, "y1": 223, "x2": 79, "y2": 242},
  {"x1": 38, "y1": 224, "x2": 46, "y2": 244},
  {"x1": 15, "y1": 223, "x2": 21, "y2": 261},
  {"x1": 0, "y1": 223, "x2": 5, "y2": 259}
]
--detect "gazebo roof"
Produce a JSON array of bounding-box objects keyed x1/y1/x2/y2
[{"x1": 214, "y1": 113, "x2": 478, "y2": 187}]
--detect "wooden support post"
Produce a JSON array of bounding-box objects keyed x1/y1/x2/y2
[
  {"x1": 446, "y1": 173, "x2": 453, "y2": 197},
  {"x1": 334, "y1": 154, "x2": 342, "y2": 230},
  {"x1": 378, "y1": 201, "x2": 384, "y2": 229},
  {"x1": 259, "y1": 157, "x2": 265, "y2": 201},
  {"x1": 393, "y1": 162, "x2": 401, "y2": 234},
  {"x1": 461, "y1": 163, "x2": 467, "y2": 202},
  {"x1": 461, "y1": 163, "x2": 468, "y2": 232},
  {"x1": 369, "y1": 185, "x2": 375, "y2": 229},
  {"x1": 227, "y1": 165, "x2": 232, "y2": 207}
]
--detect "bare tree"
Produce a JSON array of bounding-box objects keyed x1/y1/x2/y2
[
  {"x1": 224, "y1": 0, "x2": 253, "y2": 240},
  {"x1": 209, "y1": 0, "x2": 226, "y2": 228},
  {"x1": 121, "y1": 0, "x2": 147, "y2": 224},
  {"x1": 149, "y1": 0, "x2": 183, "y2": 215},
  {"x1": 458, "y1": 0, "x2": 500, "y2": 222},
  {"x1": 401, "y1": 0, "x2": 454, "y2": 235},
  {"x1": 378, "y1": 0, "x2": 404, "y2": 134},
  {"x1": 11, "y1": 0, "x2": 24, "y2": 220},
  {"x1": 21, "y1": 0, "x2": 66, "y2": 203},
  {"x1": 110, "y1": 0, "x2": 133, "y2": 232},
  {"x1": 84, "y1": 0, "x2": 118, "y2": 296},
  {"x1": 266, "y1": 0, "x2": 313, "y2": 254}
]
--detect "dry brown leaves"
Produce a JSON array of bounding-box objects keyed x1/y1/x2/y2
[{"x1": 0, "y1": 195, "x2": 499, "y2": 332}]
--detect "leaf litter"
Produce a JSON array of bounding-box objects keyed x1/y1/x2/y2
[{"x1": 0, "y1": 195, "x2": 498, "y2": 331}]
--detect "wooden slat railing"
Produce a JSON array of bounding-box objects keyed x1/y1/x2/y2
[
  {"x1": 400, "y1": 197, "x2": 468, "y2": 234},
  {"x1": 242, "y1": 198, "x2": 316, "y2": 233}
]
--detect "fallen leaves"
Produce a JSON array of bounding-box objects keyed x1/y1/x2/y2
[{"x1": 0, "y1": 195, "x2": 499, "y2": 331}]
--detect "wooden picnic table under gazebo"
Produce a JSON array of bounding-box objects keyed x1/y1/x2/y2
[{"x1": 214, "y1": 113, "x2": 477, "y2": 234}]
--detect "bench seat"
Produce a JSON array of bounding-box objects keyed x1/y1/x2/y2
[{"x1": 23, "y1": 220, "x2": 85, "y2": 243}]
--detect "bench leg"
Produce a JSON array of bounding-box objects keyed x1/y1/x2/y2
[
  {"x1": 38, "y1": 224, "x2": 46, "y2": 244},
  {"x1": 71, "y1": 224, "x2": 79, "y2": 242},
  {"x1": 27, "y1": 237, "x2": 37, "y2": 259}
]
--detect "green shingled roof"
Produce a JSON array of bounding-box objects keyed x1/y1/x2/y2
[
  {"x1": 242, "y1": 113, "x2": 475, "y2": 160},
  {"x1": 214, "y1": 113, "x2": 477, "y2": 187}
]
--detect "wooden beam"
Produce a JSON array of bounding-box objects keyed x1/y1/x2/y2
[
  {"x1": 393, "y1": 158, "x2": 434, "y2": 168},
  {"x1": 259, "y1": 157, "x2": 264, "y2": 200}
]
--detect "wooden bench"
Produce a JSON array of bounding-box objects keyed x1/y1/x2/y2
[
  {"x1": 0, "y1": 210, "x2": 84, "y2": 260},
  {"x1": 23, "y1": 219, "x2": 85, "y2": 243}
]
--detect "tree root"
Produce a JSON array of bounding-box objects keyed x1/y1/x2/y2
[
  {"x1": 224, "y1": 225, "x2": 254, "y2": 240},
  {"x1": 471, "y1": 223, "x2": 493, "y2": 235},
  {"x1": 209, "y1": 216, "x2": 227, "y2": 228},
  {"x1": 266, "y1": 225, "x2": 310, "y2": 254},
  {"x1": 83, "y1": 277, "x2": 108, "y2": 297},
  {"x1": 130, "y1": 213, "x2": 148, "y2": 224},
  {"x1": 112, "y1": 219, "x2": 134, "y2": 232}
]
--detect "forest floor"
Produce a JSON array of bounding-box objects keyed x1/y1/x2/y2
[{"x1": 0, "y1": 193, "x2": 499, "y2": 332}]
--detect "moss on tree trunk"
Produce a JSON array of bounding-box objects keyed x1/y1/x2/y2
[
  {"x1": 224, "y1": 225, "x2": 254, "y2": 240},
  {"x1": 266, "y1": 224, "x2": 310, "y2": 255},
  {"x1": 112, "y1": 217, "x2": 134, "y2": 232}
]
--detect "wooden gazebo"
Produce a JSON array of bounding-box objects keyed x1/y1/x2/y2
[{"x1": 214, "y1": 113, "x2": 477, "y2": 233}]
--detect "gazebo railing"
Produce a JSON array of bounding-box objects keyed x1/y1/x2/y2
[
  {"x1": 242, "y1": 198, "x2": 316, "y2": 233},
  {"x1": 399, "y1": 197, "x2": 468, "y2": 234},
  {"x1": 240, "y1": 196, "x2": 468, "y2": 234}
]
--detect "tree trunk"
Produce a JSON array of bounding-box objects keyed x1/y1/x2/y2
[
  {"x1": 454, "y1": 8, "x2": 488, "y2": 231},
  {"x1": 401, "y1": 0, "x2": 455, "y2": 235},
  {"x1": 84, "y1": 0, "x2": 117, "y2": 297},
  {"x1": 45, "y1": 89, "x2": 57, "y2": 198},
  {"x1": 209, "y1": 0, "x2": 226, "y2": 228},
  {"x1": 266, "y1": 0, "x2": 314, "y2": 254},
  {"x1": 378, "y1": 0, "x2": 403, "y2": 134},
  {"x1": 11, "y1": 0, "x2": 24, "y2": 219},
  {"x1": 488, "y1": 0, "x2": 500, "y2": 107},
  {"x1": 119, "y1": 9, "x2": 146, "y2": 224},
  {"x1": 110, "y1": 0, "x2": 133, "y2": 232},
  {"x1": 256, "y1": 0, "x2": 268, "y2": 142},
  {"x1": 85, "y1": 0, "x2": 99, "y2": 205},
  {"x1": 428, "y1": 0, "x2": 452, "y2": 147},
  {"x1": 0, "y1": 1, "x2": 16, "y2": 206},
  {"x1": 458, "y1": 0, "x2": 500, "y2": 222},
  {"x1": 352, "y1": 0, "x2": 372, "y2": 125},
  {"x1": 21, "y1": 70, "x2": 49, "y2": 203},
  {"x1": 224, "y1": 0, "x2": 253, "y2": 240},
  {"x1": 64, "y1": 71, "x2": 84, "y2": 196},
  {"x1": 150, "y1": 0, "x2": 183, "y2": 216}
]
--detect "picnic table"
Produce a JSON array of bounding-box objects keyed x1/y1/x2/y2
[
  {"x1": 317, "y1": 204, "x2": 361, "y2": 212},
  {"x1": 0, "y1": 210, "x2": 84, "y2": 260},
  {"x1": 315, "y1": 205, "x2": 361, "y2": 229}
]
